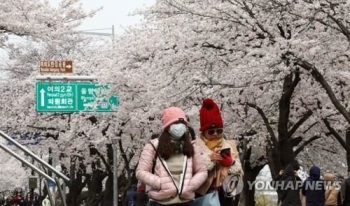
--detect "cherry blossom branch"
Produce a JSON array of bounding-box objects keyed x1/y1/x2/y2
[
  {"x1": 164, "y1": 0, "x2": 244, "y2": 25},
  {"x1": 328, "y1": 14, "x2": 350, "y2": 42},
  {"x1": 241, "y1": 1, "x2": 275, "y2": 40},
  {"x1": 293, "y1": 135, "x2": 321, "y2": 156},
  {"x1": 278, "y1": 71, "x2": 300, "y2": 141},
  {"x1": 287, "y1": 110, "x2": 313, "y2": 138},
  {"x1": 293, "y1": 55, "x2": 350, "y2": 124},
  {"x1": 26, "y1": 125, "x2": 62, "y2": 131},
  {"x1": 243, "y1": 102, "x2": 278, "y2": 147},
  {"x1": 195, "y1": 79, "x2": 282, "y2": 89},
  {"x1": 302, "y1": 121, "x2": 319, "y2": 134},
  {"x1": 322, "y1": 118, "x2": 350, "y2": 153},
  {"x1": 0, "y1": 26, "x2": 29, "y2": 36},
  {"x1": 118, "y1": 138, "x2": 135, "y2": 189},
  {"x1": 92, "y1": 148, "x2": 112, "y2": 174}
]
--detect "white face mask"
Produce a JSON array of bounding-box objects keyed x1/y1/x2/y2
[{"x1": 168, "y1": 123, "x2": 187, "y2": 140}]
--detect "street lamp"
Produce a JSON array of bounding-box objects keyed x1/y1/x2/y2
[
  {"x1": 111, "y1": 138, "x2": 118, "y2": 206},
  {"x1": 79, "y1": 25, "x2": 115, "y2": 41}
]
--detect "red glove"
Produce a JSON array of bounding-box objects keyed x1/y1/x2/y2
[{"x1": 219, "y1": 153, "x2": 234, "y2": 167}]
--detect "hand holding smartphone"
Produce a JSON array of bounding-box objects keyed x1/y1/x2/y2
[{"x1": 220, "y1": 148, "x2": 231, "y2": 156}]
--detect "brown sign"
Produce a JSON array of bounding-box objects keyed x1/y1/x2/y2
[{"x1": 40, "y1": 60, "x2": 73, "y2": 73}]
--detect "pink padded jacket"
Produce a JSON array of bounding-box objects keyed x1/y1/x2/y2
[{"x1": 136, "y1": 139, "x2": 208, "y2": 201}]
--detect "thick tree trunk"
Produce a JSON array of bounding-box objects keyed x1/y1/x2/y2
[
  {"x1": 102, "y1": 175, "x2": 113, "y2": 206},
  {"x1": 267, "y1": 147, "x2": 282, "y2": 180},
  {"x1": 101, "y1": 144, "x2": 114, "y2": 206},
  {"x1": 86, "y1": 170, "x2": 106, "y2": 206},
  {"x1": 238, "y1": 138, "x2": 265, "y2": 206},
  {"x1": 242, "y1": 165, "x2": 264, "y2": 206},
  {"x1": 346, "y1": 128, "x2": 350, "y2": 175},
  {"x1": 67, "y1": 156, "x2": 87, "y2": 206}
]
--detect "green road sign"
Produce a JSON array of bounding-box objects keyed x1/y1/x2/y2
[{"x1": 35, "y1": 81, "x2": 119, "y2": 112}]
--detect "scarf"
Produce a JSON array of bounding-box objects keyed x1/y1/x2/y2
[
  {"x1": 170, "y1": 139, "x2": 183, "y2": 153},
  {"x1": 174, "y1": 141, "x2": 183, "y2": 153},
  {"x1": 202, "y1": 134, "x2": 223, "y2": 151}
]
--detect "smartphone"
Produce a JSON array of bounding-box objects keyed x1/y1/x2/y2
[{"x1": 220, "y1": 148, "x2": 231, "y2": 155}]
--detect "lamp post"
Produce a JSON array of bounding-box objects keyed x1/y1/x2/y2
[
  {"x1": 111, "y1": 138, "x2": 118, "y2": 206},
  {"x1": 79, "y1": 26, "x2": 117, "y2": 205},
  {"x1": 79, "y1": 25, "x2": 115, "y2": 41}
]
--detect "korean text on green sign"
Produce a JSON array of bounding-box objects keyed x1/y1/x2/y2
[{"x1": 35, "y1": 81, "x2": 119, "y2": 112}]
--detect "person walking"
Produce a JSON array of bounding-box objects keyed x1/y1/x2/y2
[
  {"x1": 41, "y1": 196, "x2": 50, "y2": 206},
  {"x1": 272, "y1": 164, "x2": 302, "y2": 206},
  {"x1": 324, "y1": 173, "x2": 340, "y2": 206},
  {"x1": 32, "y1": 193, "x2": 41, "y2": 206},
  {"x1": 302, "y1": 166, "x2": 325, "y2": 206},
  {"x1": 136, "y1": 106, "x2": 208, "y2": 206},
  {"x1": 194, "y1": 98, "x2": 244, "y2": 205},
  {"x1": 339, "y1": 174, "x2": 350, "y2": 206},
  {"x1": 24, "y1": 193, "x2": 33, "y2": 206}
]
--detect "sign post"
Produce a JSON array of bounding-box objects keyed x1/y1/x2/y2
[
  {"x1": 40, "y1": 61, "x2": 73, "y2": 73},
  {"x1": 35, "y1": 81, "x2": 118, "y2": 112}
]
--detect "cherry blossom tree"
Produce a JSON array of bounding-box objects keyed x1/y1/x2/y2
[
  {"x1": 2, "y1": 0, "x2": 350, "y2": 205},
  {"x1": 101, "y1": 0, "x2": 350, "y2": 204}
]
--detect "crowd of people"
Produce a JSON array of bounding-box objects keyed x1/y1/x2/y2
[
  {"x1": 271, "y1": 162, "x2": 350, "y2": 206},
  {"x1": 1, "y1": 191, "x2": 42, "y2": 206}
]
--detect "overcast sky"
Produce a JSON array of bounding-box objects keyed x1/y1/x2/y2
[
  {"x1": 51, "y1": 0, "x2": 156, "y2": 33},
  {"x1": 0, "y1": 0, "x2": 156, "y2": 72}
]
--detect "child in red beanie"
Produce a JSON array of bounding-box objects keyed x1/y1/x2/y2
[{"x1": 194, "y1": 98, "x2": 244, "y2": 206}]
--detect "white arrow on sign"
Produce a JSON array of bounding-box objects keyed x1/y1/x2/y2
[
  {"x1": 40, "y1": 89, "x2": 45, "y2": 106},
  {"x1": 66, "y1": 64, "x2": 72, "y2": 69}
]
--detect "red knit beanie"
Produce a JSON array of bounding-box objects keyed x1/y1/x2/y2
[{"x1": 199, "y1": 98, "x2": 223, "y2": 131}]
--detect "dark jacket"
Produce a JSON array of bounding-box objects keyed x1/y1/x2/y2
[
  {"x1": 341, "y1": 177, "x2": 350, "y2": 206},
  {"x1": 302, "y1": 166, "x2": 325, "y2": 206},
  {"x1": 272, "y1": 165, "x2": 302, "y2": 206}
]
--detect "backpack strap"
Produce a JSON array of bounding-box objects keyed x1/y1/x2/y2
[{"x1": 149, "y1": 142, "x2": 158, "y2": 174}]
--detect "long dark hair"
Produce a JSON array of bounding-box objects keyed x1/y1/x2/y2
[{"x1": 157, "y1": 131, "x2": 194, "y2": 160}]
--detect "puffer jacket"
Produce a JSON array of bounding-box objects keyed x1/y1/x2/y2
[
  {"x1": 136, "y1": 139, "x2": 207, "y2": 201},
  {"x1": 194, "y1": 136, "x2": 244, "y2": 195}
]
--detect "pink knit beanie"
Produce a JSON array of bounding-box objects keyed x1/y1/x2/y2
[{"x1": 161, "y1": 107, "x2": 189, "y2": 130}]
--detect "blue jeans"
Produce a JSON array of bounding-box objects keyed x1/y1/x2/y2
[{"x1": 148, "y1": 200, "x2": 194, "y2": 206}]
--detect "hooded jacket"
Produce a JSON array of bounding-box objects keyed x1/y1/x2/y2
[
  {"x1": 324, "y1": 173, "x2": 340, "y2": 206},
  {"x1": 341, "y1": 177, "x2": 350, "y2": 206},
  {"x1": 302, "y1": 166, "x2": 325, "y2": 206},
  {"x1": 272, "y1": 164, "x2": 302, "y2": 206}
]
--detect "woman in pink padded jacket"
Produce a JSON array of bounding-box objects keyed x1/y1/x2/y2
[{"x1": 136, "y1": 107, "x2": 208, "y2": 206}]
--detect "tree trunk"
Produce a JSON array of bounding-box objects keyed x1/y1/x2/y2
[
  {"x1": 267, "y1": 146, "x2": 282, "y2": 180},
  {"x1": 346, "y1": 128, "x2": 350, "y2": 176},
  {"x1": 242, "y1": 165, "x2": 264, "y2": 206},
  {"x1": 86, "y1": 170, "x2": 106, "y2": 206},
  {"x1": 102, "y1": 174, "x2": 113, "y2": 206},
  {"x1": 102, "y1": 144, "x2": 114, "y2": 206},
  {"x1": 238, "y1": 140, "x2": 265, "y2": 206}
]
